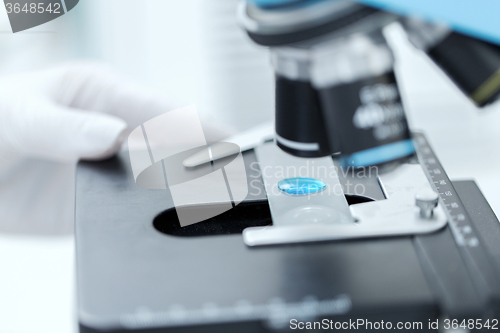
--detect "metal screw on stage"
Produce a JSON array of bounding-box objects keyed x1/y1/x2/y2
[{"x1": 416, "y1": 189, "x2": 439, "y2": 219}]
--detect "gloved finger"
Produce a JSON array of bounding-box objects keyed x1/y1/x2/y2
[
  {"x1": 43, "y1": 62, "x2": 182, "y2": 130},
  {"x1": 0, "y1": 97, "x2": 128, "y2": 162},
  {"x1": 40, "y1": 62, "x2": 235, "y2": 144}
]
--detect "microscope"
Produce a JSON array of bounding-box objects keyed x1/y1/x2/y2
[
  {"x1": 76, "y1": 1, "x2": 500, "y2": 332},
  {"x1": 239, "y1": 0, "x2": 500, "y2": 162}
]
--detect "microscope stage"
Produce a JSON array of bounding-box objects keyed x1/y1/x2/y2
[{"x1": 75, "y1": 134, "x2": 500, "y2": 333}]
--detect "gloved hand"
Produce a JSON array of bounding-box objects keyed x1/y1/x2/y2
[{"x1": 0, "y1": 62, "x2": 233, "y2": 234}]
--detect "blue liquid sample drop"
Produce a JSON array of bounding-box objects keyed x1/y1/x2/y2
[{"x1": 277, "y1": 178, "x2": 326, "y2": 196}]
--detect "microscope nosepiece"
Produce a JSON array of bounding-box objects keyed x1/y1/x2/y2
[{"x1": 239, "y1": 0, "x2": 415, "y2": 167}]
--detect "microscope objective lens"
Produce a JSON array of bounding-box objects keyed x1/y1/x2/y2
[{"x1": 277, "y1": 178, "x2": 326, "y2": 196}]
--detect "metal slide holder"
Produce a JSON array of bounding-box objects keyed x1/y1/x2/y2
[{"x1": 243, "y1": 143, "x2": 447, "y2": 246}]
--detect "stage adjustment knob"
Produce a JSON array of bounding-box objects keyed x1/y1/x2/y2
[{"x1": 415, "y1": 189, "x2": 439, "y2": 219}]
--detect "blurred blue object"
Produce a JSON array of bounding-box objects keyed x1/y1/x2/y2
[
  {"x1": 355, "y1": 0, "x2": 500, "y2": 45},
  {"x1": 248, "y1": 0, "x2": 305, "y2": 8},
  {"x1": 277, "y1": 178, "x2": 327, "y2": 195},
  {"x1": 247, "y1": 0, "x2": 500, "y2": 45},
  {"x1": 341, "y1": 139, "x2": 415, "y2": 168}
]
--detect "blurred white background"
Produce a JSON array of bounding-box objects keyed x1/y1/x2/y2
[{"x1": 0, "y1": 1, "x2": 500, "y2": 332}]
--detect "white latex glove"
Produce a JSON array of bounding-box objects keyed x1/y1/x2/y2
[{"x1": 0, "y1": 62, "x2": 233, "y2": 234}]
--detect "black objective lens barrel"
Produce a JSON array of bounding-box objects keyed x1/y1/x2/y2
[
  {"x1": 427, "y1": 32, "x2": 500, "y2": 107},
  {"x1": 273, "y1": 33, "x2": 416, "y2": 166},
  {"x1": 318, "y1": 71, "x2": 414, "y2": 168},
  {"x1": 308, "y1": 33, "x2": 415, "y2": 167},
  {"x1": 275, "y1": 75, "x2": 334, "y2": 157}
]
